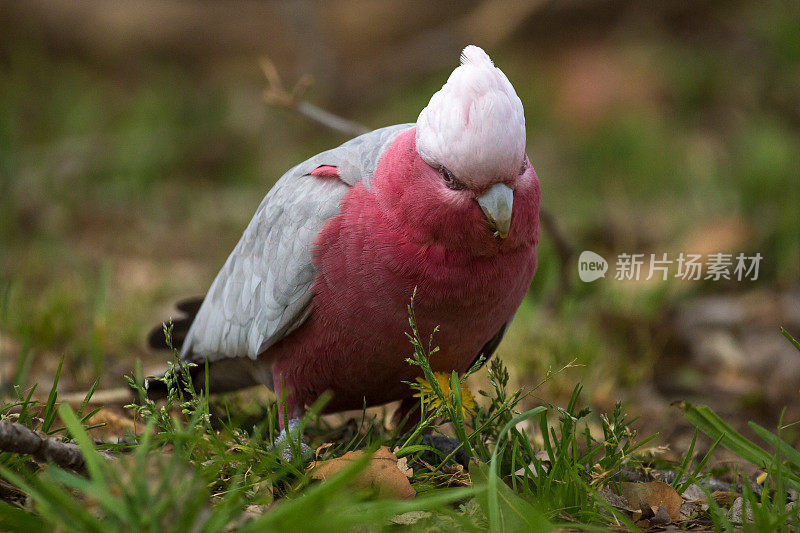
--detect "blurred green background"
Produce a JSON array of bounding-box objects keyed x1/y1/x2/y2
[{"x1": 0, "y1": 1, "x2": 798, "y2": 449}]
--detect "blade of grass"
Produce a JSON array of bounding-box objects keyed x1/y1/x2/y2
[
  {"x1": 681, "y1": 402, "x2": 772, "y2": 466},
  {"x1": 682, "y1": 402, "x2": 800, "y2": 491},
  {"x1": 0, "y1": 500, "x2": 47, "y2": 532},
  {"x1": 749, "y1": 421, "x2": 800, "y2": 469},
  {"x1": 77, "y1": 378, "x2": 100, "y2": 419},
  {"x1": 41, "y1": 354, "x2": 64, "y2": 433},
  {"x1": 672, "y1": 429, "x2": 698, "y2": 489},
  {"x1": 57, "y1": 405, "x2": 108, "y2": 487},
  {"x1": 486, "y1": 406, "x2": 547, "y2": 532},
  {"x1": 781, "y1": 327, "x2": 800, "y2": 353},
  {"x1": 677, "y1": 434, "x2": 723, "y2": 494},
  {"x1": 471, "y1": 461, "x2": 551, "y2": 533},
  {"x1": 449, "y1": 371, "x2": 475, "y2": 458}
]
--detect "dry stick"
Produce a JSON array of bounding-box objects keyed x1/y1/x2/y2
[
  {"x1": 0, "y1": 419, "x2": 87, "y2": 472},
  {"x1": 260, "y1": 60, "x2": 574, "y2": 303},
  {"x1": 59, "y1": 387, "x2": 131, "y2": 406},
  {"x1": 260, "y1": 58, "x2": 368, "y2": 138}
]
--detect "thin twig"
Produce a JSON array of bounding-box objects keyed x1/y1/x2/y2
[
  {"x1": 294, "y1": 101, "x2": 369, "y2": 137},
  {"x1": 260, "y1": 57, "x2": 368, "y2": 137},
  {"x1": 0, "y1": 419, "x2": 88, "y2": 472},
  {"x1": 59, "y1": 387, "x2": 131, "y2": 406}
]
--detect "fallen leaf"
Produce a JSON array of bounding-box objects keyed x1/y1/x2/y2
[
  {"x1": 308, "y1": 446, "x2": 415, "y2": 500},
  {"x1": 681, "y1": 483, "x2": 707, "y2": 502},
  {"x1": 396, "y1": 456, "x2": 413, "y2": 478},
  {"x1": 598, "y1": 487, "x2": 636, "y2": 513},
  {"x1": 680, "y1": 501, "x2": 700, "y2": 521},
  {"x1": 651, "y1": 504, "x2": 671, "y2": 526},
  {"x1": 513, "y1": 462, "x2": 541, "y2": 477},
  {"x1": 621, "y1": 481, "x2": 682, "y2": 522},
  {"x1": 638, "y1": 500, "x2": 655, "y2": 520}
]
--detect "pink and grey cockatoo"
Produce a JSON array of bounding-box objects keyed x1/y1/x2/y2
[{"x1": 149, "y1": 45, "x2": 540, "y2": 459}]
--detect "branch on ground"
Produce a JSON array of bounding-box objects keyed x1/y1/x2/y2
[{"x1": 0, "y1": 419, "x2": 89, "y2": 472}]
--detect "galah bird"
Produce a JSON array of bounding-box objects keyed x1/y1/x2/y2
[{"x1": 149, "y1": 45, "x2": 540, "y2": 460}]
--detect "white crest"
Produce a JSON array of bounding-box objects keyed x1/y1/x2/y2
[{"x1": 415, "y1": 45, "x2": 526, "y2": 188}]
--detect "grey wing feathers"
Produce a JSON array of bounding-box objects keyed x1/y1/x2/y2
[{"x1": 181, "y1": 124, "x2": 413, "y2": 362}]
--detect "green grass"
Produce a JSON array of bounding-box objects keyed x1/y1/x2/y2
[
  {"x1": 1, "y1": 302, "x2": 800, "y2": 530},
  {"x1": 0, "y1": 299, "x2": 630, "y2": 531}
]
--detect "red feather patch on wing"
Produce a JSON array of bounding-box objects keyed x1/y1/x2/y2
[{"x1": 309, "y1": 165, "x2": 340, "y2": 179}]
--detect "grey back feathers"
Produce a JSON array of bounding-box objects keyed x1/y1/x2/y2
[{"x1": 181, "y1": 124, "x2": 413, "y2": 363}]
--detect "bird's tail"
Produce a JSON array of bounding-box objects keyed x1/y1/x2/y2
[
  {"x1": 147, "y1": 297, "x2": 203, "y2": 352},
  {"x1": 145, "y1": 297, "x2": 203, "y2": 399},
  {"x1": 145, "y1": 297, "x2": 262, "y2": 399}
]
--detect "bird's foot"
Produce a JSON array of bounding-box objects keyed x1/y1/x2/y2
[
  {"x1": 271, "y1": 418, "x2": 312, "y2": 462},
  {"x1": 421, "y1": 434, "x2": 469, "y2": 468}
]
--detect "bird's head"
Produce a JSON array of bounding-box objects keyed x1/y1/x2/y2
[{"x1": 415, "y1": 45, "x2": 528, "y2": 239}]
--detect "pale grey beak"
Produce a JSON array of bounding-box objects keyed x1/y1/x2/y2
[{"x1": 476, "y1": 182, "x2": 514, "y2": 239}]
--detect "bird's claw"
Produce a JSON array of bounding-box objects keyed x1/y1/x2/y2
[{"x1": 271, "y1": 418, "x2": 312, "y2": 462}]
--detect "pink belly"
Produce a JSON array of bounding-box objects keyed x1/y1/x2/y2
[
  {"x1": 269, "y1": 271, "x2": 532, "y2": 414},
  {"x1": 267, "y1": 193, "x2": 537, "y2": 416}
]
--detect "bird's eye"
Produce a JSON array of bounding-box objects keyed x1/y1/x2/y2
[
  {"x1": 439, "y1": 166, "x2": 465, "y2": 190},
  {"x1": 519, "y1": 158, "x2": 529, "y2": 175}
]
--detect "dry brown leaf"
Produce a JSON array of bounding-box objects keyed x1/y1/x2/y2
[
  {"x1": 308, "y1": 446, "x2": 415, "y2": 500},
  {"x1": 598, "y1": 486, "x2": 638, "y2": 521},
  {"x1": 681, "y1": 483, "x2": 707, "y2": 502},
  {"x1": 396, "y1": 456, "x2": 413, "y2": 478},
  {"x1": 598, "y1": 487, "x2": 636, "y2": 513},
  {"x1": 651, "y1": 504, "x2": 672, "y2": 526},
  {"x1": 680, "y1": 501, "x2": 701, "y2": 521},
  {"x1": 621, "y1": 481, "x2": 682, "y2": 522}
]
